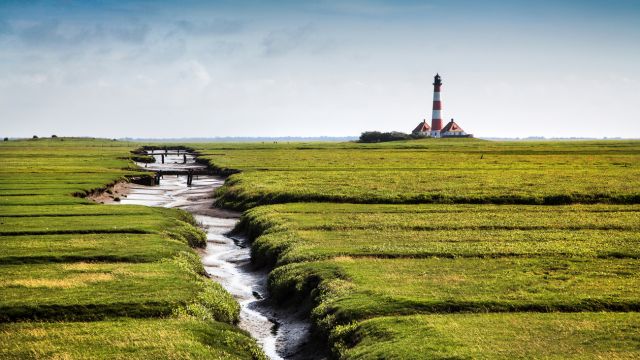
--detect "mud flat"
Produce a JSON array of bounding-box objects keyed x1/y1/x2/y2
[{"x1": 113, "y1": 152, "x2": 320, "y2": 360}]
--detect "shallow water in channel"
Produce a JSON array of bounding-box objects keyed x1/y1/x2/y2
[{"x1": 113, "y1": 152, "x2": 316, "y2": 360}]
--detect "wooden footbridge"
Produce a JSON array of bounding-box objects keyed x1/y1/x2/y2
[
  {"x1": 151, "y1": 169, "x2": 212, "y2": 186},
  {"x1": 147, "y1": 149, "x2": 192, "y2": 156},
  {"x1": 141, "y1": 149, "x2": 213, "y2": 185},
  {"x1": 154, "y1": 169, "x2": 213, "y2": 176}
]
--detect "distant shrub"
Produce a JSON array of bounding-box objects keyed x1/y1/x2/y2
[
  {"x1": 3, "y1": 137, "x2": 8, "y2": 141},
  {"x1": 51, "y1": 134, "x2": 57, "y2": 138},
  {"x1": 32, "y1": 135, "x2": 38, "y2": 139},
  {"x1": 359, "y1": 131, "x2": 412, "y2": 143}
]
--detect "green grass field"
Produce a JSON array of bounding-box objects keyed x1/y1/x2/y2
[
  {"x1": 0, "y1": 233, "x2": 186, "y2": 264},
  {"x1": 192, "y1": 140, "x2": 640, "y2": 208},
  {"x1": 0, "y1": 261, "x2": 204, "y2": 321},
  {"x1": 0, "y1": 138, "x2": 264, "y2": 359},
  {"x1": 239, "y1": 203, "x2": 640, "y2": 264},
  {"x1": 0, "y1": 318, "x2": 264, "y2": 359},
  {"x1": 332, "y1": 312, "x2": 640, "y2": 359},
  {"x1": 271, "y1": 256, "x2": 640, "y2": 318},
  {"x1": 238, "y1": 201, "x2": 640, "y2": 357},
  {"x1": 3, "y1": 137, "x2": 640, "y2": 358},
  {"x1": 195, "y1": 139, "x2": 640, "y2": 358}
]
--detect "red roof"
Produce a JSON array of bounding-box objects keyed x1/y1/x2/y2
[
  {"x1": 412, "y1": 120, "x2": 431, "y2": 133},
  {"x1": 441, "y1": 119, "x2": 464, "y2": 133}
]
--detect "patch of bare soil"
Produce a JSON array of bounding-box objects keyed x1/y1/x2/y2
[{"x1": 88, "y1": 182, "x2": 134, "y2": 204}]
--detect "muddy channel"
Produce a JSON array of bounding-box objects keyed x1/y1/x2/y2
[{"x1": 110, "y1": 151, "x2": 322, "y2": 360}]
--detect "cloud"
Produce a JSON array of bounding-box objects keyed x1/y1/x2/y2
[
  {"x1": 17, "y1": 21, "x2": 85, "y2": 46},
  {"x1": 181, "y1": 60, "x2": 211, "y2": 88},
  {"x1": 109, "y1": 23, "x2": 150, "y2": 44},
  {"x1": 310, "y1": 0, "x2": 434, "y2": 16},
  {"x1": 209, "y1": 40, "x2": 244, "y2": 57},
  {"x1": 8, "y1": 20, "x2": 149, "y2": 48},
  {"x1": 173, "y1": 19, "x2": 245, "y2": 36},
  {"x1": 262, "y1": 24, "x2": 314, "y2": 56},
  {"x1": 1, "y1": 0, "x2": 639, "y2": 138}
]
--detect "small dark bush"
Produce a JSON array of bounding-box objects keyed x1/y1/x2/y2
[
  {"x1": 359, "y1": 131, "x2": 412, "y2": 143},
  {"x1": 51, "y1": 135, "x2": 57, "y2": 138},
  {"x1": 3, "y1": 137, "x2": 8, "y2": 141},
  {"x1": 32, "y1": 135, "x2": 38, "y2": 139}
]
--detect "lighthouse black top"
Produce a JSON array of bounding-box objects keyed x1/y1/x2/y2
[{"x1": 433, "y1": 73, "x2": 442, "y2": 86}]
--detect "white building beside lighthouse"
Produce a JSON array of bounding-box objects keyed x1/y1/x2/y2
[{"x1": 441, "y1": 119, "x2": 469, "y2": 137}]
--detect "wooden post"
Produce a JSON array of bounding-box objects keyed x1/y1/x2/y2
[
  {"x1": 161, "y1": 154, "x2": 165, "y2": 164},
  {"x1": 183, "y1": 154, "x2": 187, "y2": 164}
]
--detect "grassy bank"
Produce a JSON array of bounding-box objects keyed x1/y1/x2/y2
[
  {"x1": 237, "y1": 202, "x2": 640, "y2": 356},
  {"x1": 0, "y1": 138, "x2": 264, "y2": 359},
  {"x1": 190, "y1": 140, "x2": 640, "y2": 208},
  {"x1": 238, "y1": 203, "x2": 640, "y2": 265},
  {"x1": 192, "y1": 139, "x2": 640, "y2": 358},
  {"x1": 0, "y1": 318, "x2": 263, "y2": 359},
  {"x1": 332, "y1": 312, "x2": 640, "y2": 359}
]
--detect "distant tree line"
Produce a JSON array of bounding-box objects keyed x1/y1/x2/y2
[{"x1": 359, "y1": 131, "x2": 423, "y2": 143}]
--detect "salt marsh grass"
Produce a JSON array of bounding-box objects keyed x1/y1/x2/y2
[
  {"x1": 193, "y1": 140, "x2": 640, "y2": 208},
  {"x1": 208, "y1": 139, "x2": 640, "y2": 358},
  {"x1": 0, "y1": 138, "x2": 264, "y2": 359}
]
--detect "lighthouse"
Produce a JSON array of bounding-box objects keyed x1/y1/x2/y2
[
  {"x1": 411, "y1": 73, "x2": 473, "y2": 138},
  {"x1": 431, "y1": 73, "x2": 443, "y2": 137}
]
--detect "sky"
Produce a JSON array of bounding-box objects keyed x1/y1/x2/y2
[{"x1": 1, "y1": 0, "x2": 639, "y2": 139}]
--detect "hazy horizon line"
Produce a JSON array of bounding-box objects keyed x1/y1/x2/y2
[{"x1": 4, "y1": 135, "x2": 638, "y2": 143}]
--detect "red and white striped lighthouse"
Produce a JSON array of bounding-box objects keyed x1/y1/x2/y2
[{"x1": 431, "y1": 73, "x2": 443, "y2": 137}]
